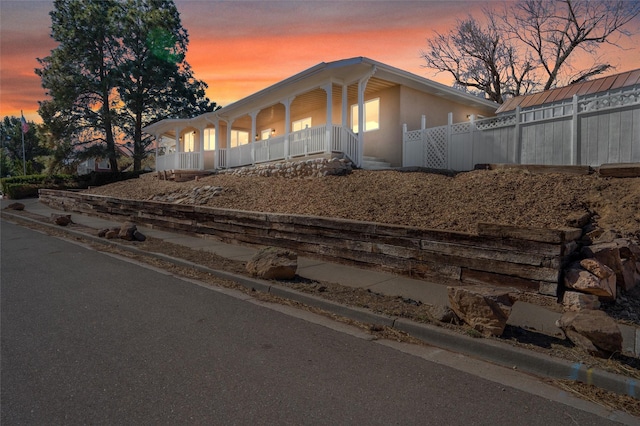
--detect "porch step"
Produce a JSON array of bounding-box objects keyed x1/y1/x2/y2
[{"x1": 361, "y1": 156, "x2": 392, "y2": 170}]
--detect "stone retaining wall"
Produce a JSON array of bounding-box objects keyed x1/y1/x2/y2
[
  {"x1": 219, "y1": 157, "x2": 352, "y2": 178},
  {"x1": 39, "y1": 189, "x2": 582, "y2": 296}
]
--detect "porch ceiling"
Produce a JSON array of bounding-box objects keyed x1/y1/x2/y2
[{"x1": 235, "y1": 79, "x2": 397, "y2": 129}]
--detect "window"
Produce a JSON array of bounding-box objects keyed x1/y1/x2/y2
[
  {"x1": 204, "y1": 128, "x2": 216, "y2": 150},
  {"x1": 260, "y1": 129, "x2": 272, "y2": 140},
  {"x1": 230, "y1": 130, "x2": 249, "y2": 148},
  {"x1": 183, "y1": 131, "x2": 195, "y2": 152},
  {"x1": 292, "y1": 117, "x2": 312, "y2": 132},
  {"x1": 351, "y1": 98, "x2": 380, "y2": 133}
]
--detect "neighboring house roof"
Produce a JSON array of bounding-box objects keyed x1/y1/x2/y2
[
  {"x1": 496, "y1": 68, "x2": 640, "y2": 114},
  {"x1": 144, "y1": 57, "x2": 498, "y2": 136}
]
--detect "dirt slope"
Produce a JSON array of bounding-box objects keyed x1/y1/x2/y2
[{"x1": 84, "y1": 168, "x2": 640, "y2": 238}]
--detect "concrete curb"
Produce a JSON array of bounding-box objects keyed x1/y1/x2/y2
[{"x1": 2, "y1": 209, "x2": 638, "y2": 399}]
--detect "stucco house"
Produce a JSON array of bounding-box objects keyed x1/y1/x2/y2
[{"x1": 144, "y1": 57, "x2": 498, "y2": 171}]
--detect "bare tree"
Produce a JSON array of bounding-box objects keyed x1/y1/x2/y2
[{"x1": 421, "y1": 0, "x2": 640, "y2": 103}]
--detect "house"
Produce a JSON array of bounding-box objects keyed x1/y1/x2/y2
[
  {"x1": 143, "y1": 57, "x2": 498, "y2": 171},
  {"x1": 77, "y1": 157, "x2": 113, "y2": 175},
  {"x1": 76, "y1": 145, "x2": 131, "y2": 175},
  {"x1": 404, "y1": 68, "x2": 640, "y2": 170}
]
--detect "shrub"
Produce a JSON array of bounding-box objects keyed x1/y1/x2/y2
[
  {"x1": 0, "y1": 171, "x2": 147, "y2": 199},
  {"x1": 3, "y1": 183, "x2": 40, "y2": 199}
]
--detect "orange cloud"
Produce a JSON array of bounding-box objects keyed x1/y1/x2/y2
[{"x1": 2, "y1": 0, "x2": 639, "y2": 123}]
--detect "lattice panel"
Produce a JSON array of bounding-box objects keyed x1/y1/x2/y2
[
  {"x1": 475, "y1": 115, "x2": 516, "y2": 130},
  {"x1": 451, "y1": 122, "x2": 470, "y2": 134},
  {"x1": 404, "y1": 130, "x2": 424, "y2": 143},
  {"x1": 579, "y1": 87, "x2": 640, "y2": 113},
  {"x1": 424, "y1": 127, "x2": 447, "y2": 169}
]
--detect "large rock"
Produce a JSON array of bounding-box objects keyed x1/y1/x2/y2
[
  {"x1": 562, "y1": 291, "x2": 600, "y2": 312},
  {"x1": 50, "y1": 213, "x2": 73, "y2": 226},
  {"x1": 118, "y1": 222, "x2": 138, "y2": 241},
  {"x1": 246, "y1": 247, "x2": 297, "y2": 280},
  {"x1": 3, "y1": 202, "x2": 25, "y2": 210},
  {"x1": 447, "y1": 286, "x2": 516, "y2": 337},
  {"x1": 620, "y1": 259, "x2": 639, "y2": 292},
  {"x1": 616, "y1": 239, "x2": 640, "y2": 291},
  {"x1": 555, "y1": 310, "x2": 622, "y2": 356},
  {"x1": 564, "y1": 260, "x2": 616, "y2": 300},
  {"x1": 582, "y1": 243, "x2": 623, "y2": 288},
  {"x1": 426, "y1": 304, "x2": 459, "y2": 324}
]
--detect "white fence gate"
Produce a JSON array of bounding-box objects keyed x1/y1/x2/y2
[{"x1": 403, "y1": 85, "x2": 640, "y2": 170}]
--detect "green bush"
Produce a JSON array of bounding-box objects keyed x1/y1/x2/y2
[
  {"x1": 76, "y1": 170, "x2": 146, "y2": 187},
  {"x1": 3, "y1": 183, "x2": 40, "y2": 199},
  {"x1": 1, "y1": 171, "x2": 146, "y2": 199}
]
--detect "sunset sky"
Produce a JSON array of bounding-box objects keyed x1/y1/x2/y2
[{"x1": 2, "y1": 0, "x2": 640, "y2": 123}]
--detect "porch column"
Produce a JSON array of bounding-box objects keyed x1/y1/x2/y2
[
  {"x1": 214, "y1": 117, "x2": 220, "y2": 169},
  {"x1": 197, "y1": 125, "x2": 205, "y2": 170},
  {"x1": 174, "y1": 127, "x2": 182, "y2": 152},
  {"x1": 226, "y1": 118, "x2": 234, "y2": 169},
  {"x1": 154, "y1": 134, "x2": 159, "y2": 172},
  {"x1": 174, "y1": 126, "x2": 182, "y2": 170},
  {"x1": 323, "y1": 83, "x2": 333, "y2": 154},
  {"x1": 356, "y1": 67, "x2": 376, "y2": 168},
  {"x1": 250, "y1": 111, "x2": 258, "y2": 165},
  {"x1": 341, "y1": 84, "x2": 348, "y2": 129},
  {"x1": 281, "y1": 97, "x2": 295, "y2": 159}
]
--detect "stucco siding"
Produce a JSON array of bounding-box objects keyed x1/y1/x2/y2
[{"x1": 399, "y1": 86, "x2": 494, "y2": 130}]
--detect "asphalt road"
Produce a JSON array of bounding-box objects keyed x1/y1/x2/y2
[{"x1": 0, "y1": 219, "x2": 622, "y2": 425}]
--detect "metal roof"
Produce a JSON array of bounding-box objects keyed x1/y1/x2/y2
[{"x1": 496, "y1": 68, "x2": 640, "y2": 114}]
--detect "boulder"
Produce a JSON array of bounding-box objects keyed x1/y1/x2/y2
[
  {"x1": 562, "y1": 291, "x2": 601, "y2": 311},
  {"x1": 118, "y1": 222, "x2": 138, "y2": 241},
  {"x1": 426, "y1": 304, "x2": 459, "y2": 324},
  {"x1": 50, "y1": 213, "x2": 73, "y2": 226},
  {"x1": 105, "y1": 230, "x2": 118, "y2": 239},
  {"x1": 564, "y1": 262, "x2": 616, "y2": 300},
  {"x1": 555, "y1": 310, "x2": 622, "y2": 356},
  {"x1": 620, "y1": 259, "x2": 638, "y2": 292},
  {"x1": 447, "y1": 286, "x2": 516, "y2": 337},
  {"x1": 133, "y1": 231, "x2": 146, "y2": 242},
  {"x1": 582, "y1": 243, "x2": 624, "y2": 287},
  {"x1": 246, "y1": 247, "x2": 298, "y2": 280},
  {"x1": 3, "y1": 202, "x2": 25, "y2": 210}
]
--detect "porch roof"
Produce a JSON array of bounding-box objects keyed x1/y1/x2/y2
[{"x1": 144, "y1": 57, "x2": 499, "y2": 135}]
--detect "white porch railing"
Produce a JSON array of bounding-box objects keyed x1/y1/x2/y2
[
  {"x1": 289, "y1": 125, "x2": 327, "y2": 157},
  {"x1": 221, "y1": 124, "x2": 359, "y2": 168},
  {"x1": 156, "y1": 124, "x2": 360, "y2": 171},
  {"x1": 156, "y1": 152, "x2": 202, "y2": 172},
  {"x1": 255, "y1": 136, "x2": 286, "y2": 163},
  {"x1": 227, "y1": 144, "x2": 253, "y2": 168},
  {"x1": 331, "y1": 125, "x2": 358, "y2": 165}
]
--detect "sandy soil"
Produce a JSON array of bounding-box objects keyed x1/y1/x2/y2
[{"x1": 84, "y1": 168, "x2": 640, "y2": 238}]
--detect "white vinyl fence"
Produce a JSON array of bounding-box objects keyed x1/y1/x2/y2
[{"x1": 403, "y1": 85, "x2": 640, "y2": 171}]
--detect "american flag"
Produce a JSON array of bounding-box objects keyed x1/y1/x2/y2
[{"x1": 21, "y1": 111, "x2": 29, "y2": 134}]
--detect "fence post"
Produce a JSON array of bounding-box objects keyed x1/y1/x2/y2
[
  {"x1": 469, "y1": 115, "x2": 476, "y2": 167},
  {"x1": 402, "y1": 123, "x2": 407, "y2": 167},
  {"x1": 447, "y1": 112, "x2": 453, "y2": 169},
  {"x1": 514, "y1": 106, "x2": 521, "y2": 164},
  {"x1": 571, "y1": 94, "x2": 579, "y2": 165}
]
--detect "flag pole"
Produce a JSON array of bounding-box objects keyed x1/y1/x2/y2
[{"x1": 20, "y1": 110, "x2": 27, "y2": 175}]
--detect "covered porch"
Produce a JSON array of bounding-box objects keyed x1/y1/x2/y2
[{"x1": 144, "y1": 59, "x2": 383, "y2": 172}]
